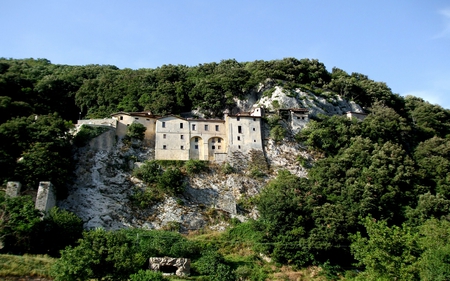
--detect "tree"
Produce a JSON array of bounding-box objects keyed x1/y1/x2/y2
[
  {"x1": 0, "y1": 195, "x2": 42, "y2": 254},
  {"x1": 350, "y1": 217, "x2": 420, "y2": 281},
  {"x1": 127, "y1": 122, "x2": 147, "y2": 140}
]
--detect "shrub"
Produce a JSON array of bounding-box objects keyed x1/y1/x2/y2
[
  {"x1": 184, "y1": 159, "x2": 207, "y2": 175},
  {"x1": 133, "y1": 161, "x2": 161, "y2": 184},
  {"x1": 157, "y1": 168, "x2": 185, "y2": 195},
  {"x1": 221, "y1": 162, "x2": 234, "y2": 174},
  {"x1": 270, "y1": 125, "x2": 286, "y2": 143},
  {"x1": 129, "y1": 270, "x2": 166, "y2": 281},
  {"x1": 73, "y1": 125, "x2": 109, "y2": 147},
  {"x1": 126, "y1": 122, "x2": 146, "y2": 140}
]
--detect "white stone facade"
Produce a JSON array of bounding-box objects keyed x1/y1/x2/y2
[{"x1": 79, "y1": 107, "x2": 309, "y2": 162}]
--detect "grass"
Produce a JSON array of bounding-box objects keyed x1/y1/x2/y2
[{"x1": 0, "y1": 254, "x2": 56, "y2": 279}]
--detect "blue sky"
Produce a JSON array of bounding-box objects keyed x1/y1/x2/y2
[{"x1": 1, "y1": 1, "x2": 449, "y2": 108}]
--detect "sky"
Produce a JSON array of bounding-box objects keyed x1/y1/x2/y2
[{"x1": 1, "y1": 1, "x2": 449, "y2": 108}]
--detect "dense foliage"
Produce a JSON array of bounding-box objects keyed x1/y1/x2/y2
[
  {"x1": 2, "y1": 56, "x2": 450, "y2": 279},
  {"x1": 0, "y1": 194, "x2": 83, "y2": 256}
]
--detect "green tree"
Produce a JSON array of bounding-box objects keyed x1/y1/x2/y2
[
  {"x1": 351, "y1": 217, "x2": 420, "y2": 281},
  {"x1": 127, "y1": 122, "x2": 147, "y2": 140},
  {"x1": 0, "y1": 195, "x2": 42, "y2": 254}
]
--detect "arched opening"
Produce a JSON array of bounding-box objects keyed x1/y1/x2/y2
[
  {"x1": 159, "y1": 265, "x2": 178, "y2": 275},
  {"x1": 208, "y1": 137, "x2": 225, "y2": 161},
  {"x1": 190, "y1": 136, "x2": 203, "y2": 160}
]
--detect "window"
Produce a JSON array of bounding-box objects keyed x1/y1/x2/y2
[
  {"x1": 192, "y1": 124, "x2": 196, "y2": 130},
  {"x1": 237, "y1": 136, "x2": 241, "y2": 141},
  {"x1": 237, "y1": 117, "x2": 240, "y2": 121},
  {"x1": 215, "y1": 125, "x2": 219, "y2": 131},
  {"x1": 162, "y1": 121, "x2": 166, "y2": 128},
  {"x1": 195, "y1": 145, "x2": 198, "y2": 149},
  {"x1": 163, "y1": 145, "x2": 167, "y2": 149},
  {"x1": 238, "y1": 145, "x2": 241, "y2": 149},
  {"x1": 302, "y1": 117, "x2": 305, "y2": 120},
  {"x1": 181, "y1": 146, "x2": 184, "y2": 150},
  {"x1": 212, "y1": 138, "x2": 215, "y2": 143},
  {"x1": 181, "y1": 135, "x2": 184, "y2": 139},
  {"x1": 238, "y1": 126, "x2": 242, "y2": 134},
  {"x1": 252, "y1": 128, "x2": 256, "y2": 131},
  {"x1": 205, "y1": 125, "x2": 209, "y2": 131},
  {"x1": 163, "y1": 134, "x2": 167, "y2": 139},
  {"x1": 253, "y1": 118, "x2": 256, "y2": 121},
  {"x1": 218, "y1": 138, "x2": 221, "y2": 143},
  {"x1": 146, "y1": 119, "x2": 150, "y2": 121},
  {"x1": 254, "y1": 140, "x2": 256, "y2": 142},
  {"x1": 135, "y1": 117, "x2": 139, "y2": 120},
  {"x1": 195, "y1": 137, "x2": 198, "y2": 143},
  {"x1": 218, "y1": 145, "x2": 221, "y2": 149},
  {"x1": 120, "y1": 116, "x2": 123, "y2": 120},
  {"x1": 212, "y1": 145, "x2": 215, "y2": 149},
  {"x1": 180, "y1": 123, "x2": 183, "y2": 129}
]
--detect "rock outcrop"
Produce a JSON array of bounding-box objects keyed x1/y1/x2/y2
[{"x1": 59, "y1": 85, "x2": 364, "y2": 231}]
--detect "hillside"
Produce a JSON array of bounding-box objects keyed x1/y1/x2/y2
[{"x1": 2, "y1": 57, "x2": 450, "y2": 280}]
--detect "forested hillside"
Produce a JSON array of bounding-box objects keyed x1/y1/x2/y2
[{"x1": 2, "y1": 57, "x2": 450, "y2": 280}]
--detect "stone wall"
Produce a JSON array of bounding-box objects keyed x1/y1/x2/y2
[
  {"x1": 149, "y1": 257, "x2": 190, "y2": 276},
  {"x1": 5, "y1": 182, "x2": 21, "y2": 198},
  {"x1": 35, "y1": 181, "x2": 56, "y2": 214}
]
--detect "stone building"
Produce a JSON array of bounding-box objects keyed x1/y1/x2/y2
[
  {"x1": 111, "y1": 111, "x2": 160, "y2": 145},
  {"x1": 78, "y1": 106, "x2": 309, "y2": 162},
  {"x1": 346, "y1": 111, "x2": 367, "y2": 121}
]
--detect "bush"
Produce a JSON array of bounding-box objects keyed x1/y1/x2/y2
[
  {"x1": 133, "y1": 161, "x2": 161, "y2": 184},
  {"x1": 184, "y1": 159, "x2": 207, "y2": 175},
  {"x1": 157, "y1": 168, "x2": 185, "y2": 195},
  {"x1": 129, "y1": 270, "x2": 166, "y2": 281},
  {"x1": 126, "y1": 122, "x2": 146, "y2": 140},
  {"x1": 52, "y1": 228, "x2": 198, "y2": 281},
  {"x1": 270, "y1": 125, "x2": 286, "y2": 143},
  {"x1": 73, "y1": 125, "x2": 109, "y2": 147}
]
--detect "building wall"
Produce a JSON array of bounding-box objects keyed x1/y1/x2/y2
[
  {"x1": 112, "y1": 114, "x2": 157, "y2": 145},
  {"x1": 227, "y1": 116, "x2": 263, "y2": 154},
  {"x1": 188, "y1": 120, "x2": 226, "y2": 161},
  {"x1": 290, "y1": 112, "x2": 309, "y2": 133},
  {"x1": 155, "y1": 116, "x2": 190, "y2": 160}
]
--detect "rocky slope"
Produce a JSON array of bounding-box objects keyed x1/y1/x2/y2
[{"x1": 59, "y1": 85, "x2": 363, "y2": 231}]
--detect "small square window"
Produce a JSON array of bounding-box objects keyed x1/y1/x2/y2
[
  {"x1": 181, "y1": 146, "x2": 184, "y2": 150},
  {"x1": 163, "y1": 145, "x2": 167, "y2": 149},
  {"x1": 162, "y1": 122, "x2": 166, "y2": 128},
  {"x1": 218, "y1": 138, "x2": 221, "y2": 143},
  {"x1": 135, "y1": 117, "x2": 139, "y2": 120},
  {"x1": 218, "y1": 145, "x2": 221, "y2": 149},
  {"x1": 163, "y1": 134, "x2": 166, "y2": 139},
  {"x1": 146, "y1": 119, "x2": 150, "y2": 121},
  {"x1": 212, "y1": 139, "x2": 215, "y2": 143},
  {"x1": 254, "y1": 140, "x2": 256, "y2": 142},
  {"x1": 238, "y1": 145, "x2": 241, "y2": 149},
  {"x1": 237, "y1": 136, "x2": 241, "y2": 141},
  {"x1": 180, "y1": 123, "x2": 183, "y2": 129},
  {"x1": 253, "y1": 118, "x2": 256, "y2": 121},
  {"x1": 212, "y1": 145, "x2": 215, "y2": 150},
  {"x1": 215, "y1": 125, "x2": 219, "y2": 131},
  {"x1": 120, "y1": 116, "x2": 123, "y2": 120},
  {"x1": 195, "y1": 145, "x2": 198, "y2": 149},
  {"x1": 181, "y1": 135, "x2": 184, "y2": 139},
  {"x1": 297, "y1": 117, "x2": 300, "y2": 119},
  {"x1": 252, "y1": 128, "x2": 256, "y2": 131},
  {"x1": 237, "y1": 117, "x2": 240, "y2": 121}
]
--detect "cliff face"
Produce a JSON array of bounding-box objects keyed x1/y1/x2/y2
[{"x1": 59, "y1": 86, "x2": 363, "y2": 231}]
